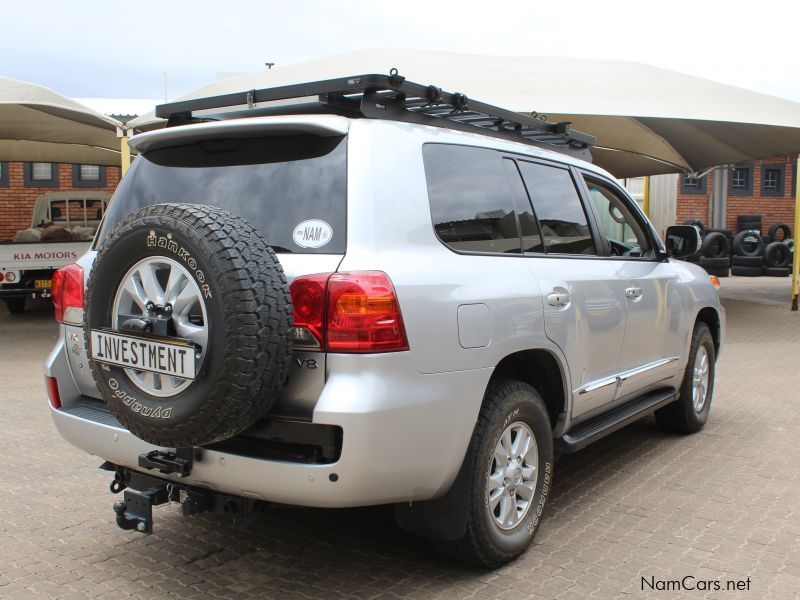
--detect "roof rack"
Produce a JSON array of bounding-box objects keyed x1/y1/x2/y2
[{"x1": 155, "y1": 70, "x2": 595, "y2": 159}]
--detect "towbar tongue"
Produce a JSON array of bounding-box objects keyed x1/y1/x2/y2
[{"x1": 113, "y1": 487, "x2": 169, "y2": 534}]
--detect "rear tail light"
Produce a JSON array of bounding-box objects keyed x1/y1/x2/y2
[
  {"x1": 45, "y1": 376, "x2": 62, "y2": 409},
  {"x1": 290, "y1": 271, "x2": 409, "y2": 353},
  {"x1": 3, "y1": 271, "x2": 15, "y2": 283},
  {"x1": 51, "y1": 263, "x2": 84, "y2": 325},
  {"x1": 0, "y1": 272, "x2": 4, "y2": 283}
]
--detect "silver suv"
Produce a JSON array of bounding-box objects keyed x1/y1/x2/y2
[{"x1": 44, "y1": 74, "x2": 723, "y2": 567}]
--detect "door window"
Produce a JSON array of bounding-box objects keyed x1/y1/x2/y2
[
  {"x1": 517, "y1": 161, "x2": 596, "y2": 255},
  {"x1": 583, "y1": 177, "x2": 651, "y2": 258}
]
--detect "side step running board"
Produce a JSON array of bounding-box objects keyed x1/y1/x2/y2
[{"x1": 558, "y1": 388, "x2": 678, "y2": 453}]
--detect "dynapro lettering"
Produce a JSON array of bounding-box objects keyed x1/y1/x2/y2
[
  {"x1": 146, "y1": 230, "x2": 212, "y2": 299},
  {"x1": 107, "y1": 378, "x2": 172, "y2": 419}
]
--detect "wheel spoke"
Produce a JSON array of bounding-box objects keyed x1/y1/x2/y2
[
  {"x1": 164, "y1": 268, "x2": 188, "y2": 305},
  {"x1": 521, "y1": 465, "x2": 536, "y2": 480},
  {"x1": 488, "y1": 470, "x2": 505, "y2": 493},
  {"x1": 120, "y1": 277, "x2": 148, "y2": 312},
  {"x1": 516, "y1": 482, "x2": 534, "y2": 500},
  {"x1": 498, "y1": 494, "x2": 514, "y2": 527},
  {"x1": 488, "y1": 488, "x2": 504, "y2": 512},
  {"x1": 172, "y1": 284, "x2": 197, "y2": 317},
  {"x1": 501, "y1": 429, "x2": 514, "y2": 456},
  {"x1": 174, "y1": 320, "x2": 205, "y2": 347},
  {"x1": 511, "y1": 427, "x2": 529, "y2": 458},
  {"x1": 137, "y1": 263, "x2": 164, "y2": 305}
]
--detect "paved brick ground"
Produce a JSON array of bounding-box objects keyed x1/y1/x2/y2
[{"x1": 0, "y1": 298, "x2": 798, "y2": 599}]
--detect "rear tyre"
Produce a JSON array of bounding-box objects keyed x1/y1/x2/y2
[
  {"x1": 655, "y1": 322, "x2": 715, "y2": 434},
  {"x1": 433, "y1": 379, "x2": 553, "y2": 568},
  {"x1": 5, "y1": 298, "x2": 25, "y2": 314}
]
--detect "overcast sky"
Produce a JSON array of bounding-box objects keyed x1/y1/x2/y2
[{"x1": 3, "y1": 0, "x2": 800, "y2": 103}]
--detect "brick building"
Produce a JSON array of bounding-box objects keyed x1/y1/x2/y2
[
  {"x1": 0, "y1": 161, "x2": 121, "y2": 240},
  {"x1": 675, "y1": 154, "x2": 797, "y2": 233}
]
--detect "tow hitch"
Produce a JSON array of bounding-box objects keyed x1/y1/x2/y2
[{"x1": 106, "y1": 465, "x2": 262, "y2": 535}]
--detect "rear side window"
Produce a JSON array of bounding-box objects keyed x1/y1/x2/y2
[
  {"x1": 517, "y1": 161, "x2": 596, "y2": 255},
  {"x1": 97, "y1": 135, "x2": 347, "y2": 254},
  {"x1": 423, "y1": 144, "x2": 521, "y2": 254}
]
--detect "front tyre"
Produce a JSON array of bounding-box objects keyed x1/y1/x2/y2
[
  {"x1": 655, "y1": 322, "x2": 716, "y2": 434},
  {"x1": 434, "y1": 379, "x2": 554, "y2": 567}
]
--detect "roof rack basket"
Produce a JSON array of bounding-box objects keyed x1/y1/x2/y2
[{"x1": 155, "y1": 70, "x2": 595, "y2": 160}]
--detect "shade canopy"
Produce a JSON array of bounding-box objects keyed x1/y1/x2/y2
[
  {"x1": 0, "y1": 76, "x2": 122, "y2": 166},
  {"x1": 129, "y1": 49, "x2": 800, "y2": 177}
]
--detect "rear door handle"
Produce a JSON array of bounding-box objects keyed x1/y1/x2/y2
[
  {"x1": 625, "y1": 286, "x2": 643, "y2": 299},
  {"x1": 547, "y1": 291, "x2": 570, "y2": 307}
]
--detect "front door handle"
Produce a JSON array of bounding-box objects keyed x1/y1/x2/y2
[
  {"x1": 547, "y1": 291, "x2": 571, "y2": 307},
  {"x1": 625, "y1": 286, "x2": 643, "y2": 299}
]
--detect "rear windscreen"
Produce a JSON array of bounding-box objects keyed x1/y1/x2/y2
[{"x1": 96, "y1": 134, "x2": 347, "y2": 254}]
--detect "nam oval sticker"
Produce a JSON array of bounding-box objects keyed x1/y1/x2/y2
[{"x1": 293, "y1": 219, "x2": 333, "y2": 249}]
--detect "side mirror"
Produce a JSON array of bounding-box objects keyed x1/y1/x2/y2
[{"x1": 665, "y1": 225, "x2": 701, "y2": 259}]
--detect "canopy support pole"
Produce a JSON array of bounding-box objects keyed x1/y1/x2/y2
[
  {"x1": 791, "y1": 156, "x2": 800, "y2": 311},
  {"x1": 711, "y1": 166, "x2": 728, "y2": 229},
  {"x1": 643, "y1": 176, "x2": 650, "y2": 216},
  {"x1": 118, "y1": 127, "x2": 131, "y2": 176}
]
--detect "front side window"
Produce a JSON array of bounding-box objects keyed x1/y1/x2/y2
[
  {"x1": 423, "y1": 144, "x2": 521, "y2": 254},
  {"x1": 584, "y1": 177, "x2": 651, "y2": 258},
  {"x1": 517, "y1": 161, "x2": 596, "y2": 255}
]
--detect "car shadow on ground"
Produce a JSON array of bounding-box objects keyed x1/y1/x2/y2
[{"x1": 98, "y1": 416, "x2": 682, "y2": 596}]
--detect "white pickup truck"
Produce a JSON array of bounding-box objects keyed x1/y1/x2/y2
[{"x1": 0, "y1": 192, "x2": 109, "y2": 313}]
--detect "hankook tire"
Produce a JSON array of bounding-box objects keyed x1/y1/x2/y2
[{"x1": 84, "y1": 203, "x2": 292, "y2": 447}]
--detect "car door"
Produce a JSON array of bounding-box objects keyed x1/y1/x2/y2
[
  {"x1": 510, "y1": 159, "x2": 626, "y2": 420},
  {"x1": 579, "y1": 174, "x2": 684, "y2": 399}
]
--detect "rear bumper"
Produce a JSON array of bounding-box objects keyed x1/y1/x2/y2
[
  {"x1": 46, "y1": 338, "x2": 491, "y2": 508},
  {"x1": 0, "y1": 287, "x2": 47, "y2": 298}
]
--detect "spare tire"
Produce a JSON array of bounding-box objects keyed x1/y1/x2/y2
[
  {"x1": 768, "y1": 223, "x2": 791, "y2": 242},
  {"x1": 85, "y1": 204, "x2": 292, "y2": 447},
  {"x1": 733, "y1": 230, "x2": 764, "y2": 257},
  {"x1": 764, "y1": 241, "x2": 790, "y2": 268},
  {"x1": 701, "y1": 232, "x2": 729, "y2": 258}
]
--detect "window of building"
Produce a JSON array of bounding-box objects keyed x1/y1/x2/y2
[
  {"x1": 423, "y1": 144, "x2": 522, "y2": 254},
  {"x1": 32, "y1": 163, "x2": 53, "y2": 180},
  {"x1": 761, "y1": 164, "x2": 785, "y2": 197},
  {"x1": 729, "y1": 165, "x2": 753, "y2": 196},
  {"x1": 72, "y1": 164, "x2": 107, "y2": 188},
  {"x1": 680, "y1": 174, "x2": 706, "y2": 195},
  {"x1": 0, "y1": 162, "x2": 7, "y2": 187},
  {"x1": 24, "y1": 162, "x2": 59, "y2": 188},
  {"x1": 517, "y1": 160, "x2": 596, "y2": 255}
]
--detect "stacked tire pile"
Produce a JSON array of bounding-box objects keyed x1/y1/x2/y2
[{"x1": 682, "y1": 216, "x2": 794, "y2": 278}]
